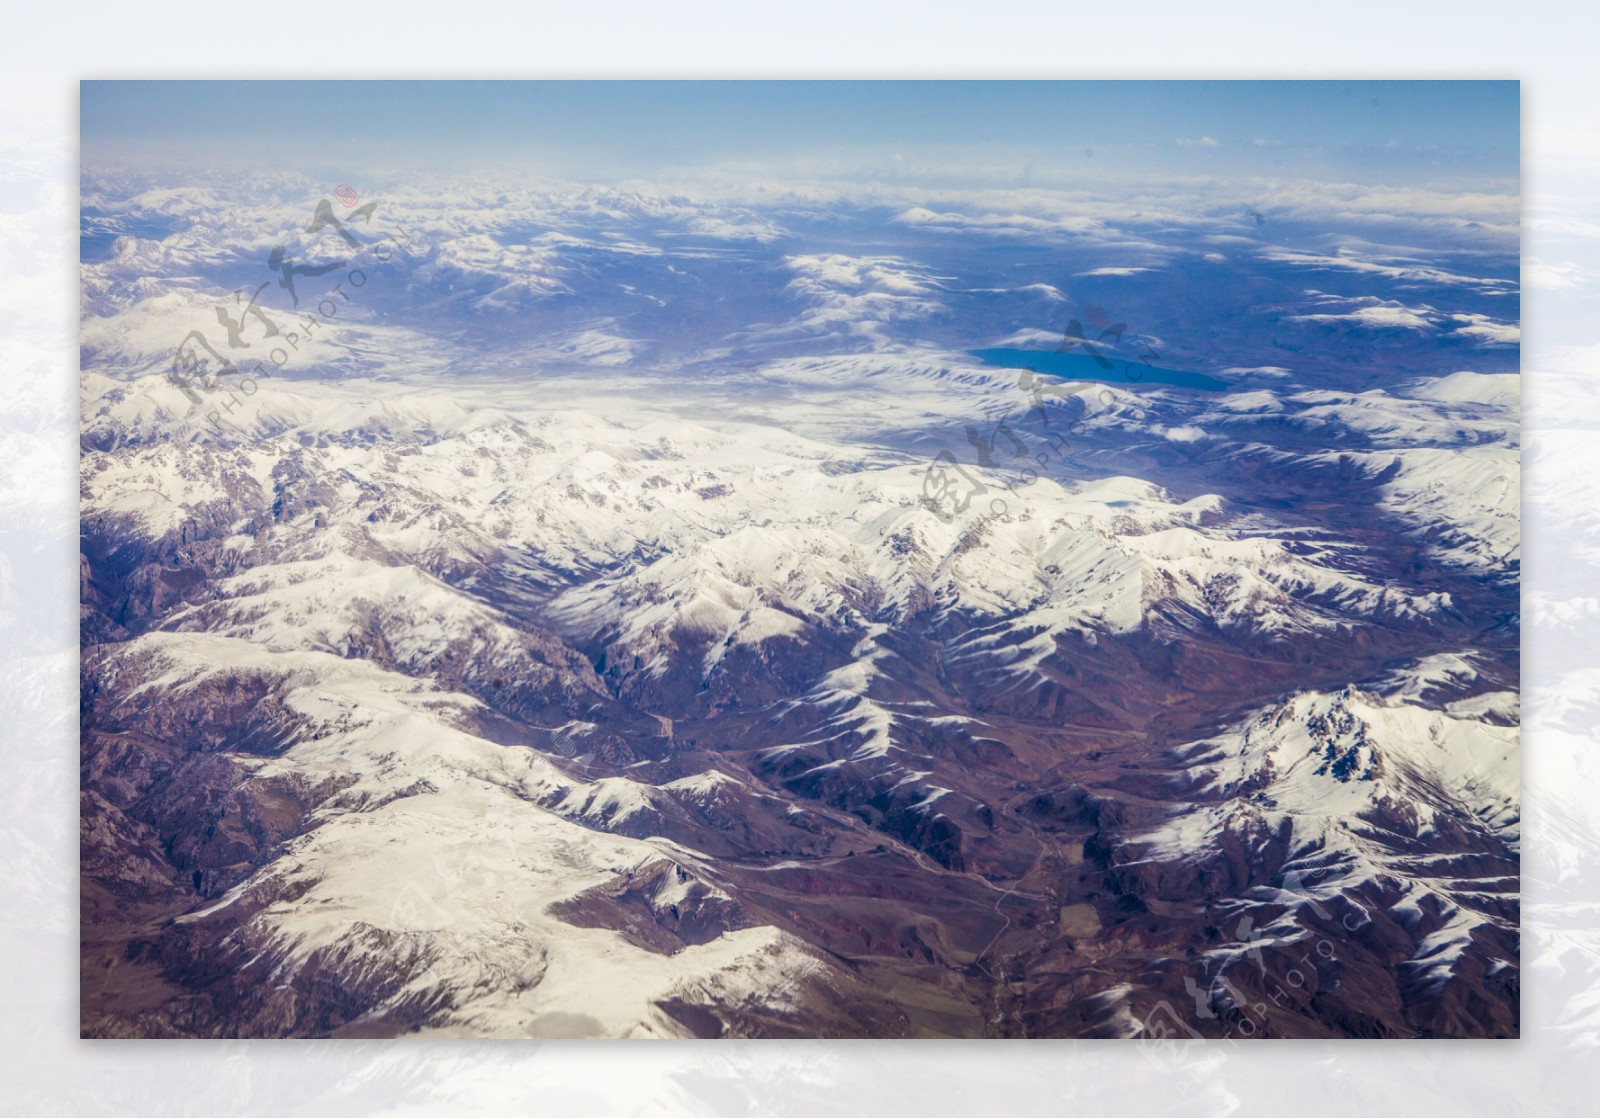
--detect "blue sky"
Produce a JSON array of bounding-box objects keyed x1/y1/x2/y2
[{"x1": 81, "y1": 80, "x2": 1518, "y2": 185}]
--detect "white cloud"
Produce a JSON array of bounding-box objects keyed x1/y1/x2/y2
[
  {"x1": 778, "y1": 253, "x2": 946, "y2": 342},
  {"x1": 1292, "y1": 299, "x2": 1436, "y2": 330},
  {"x1": 891, "y1": 206, "x2": 1103, "y2": 237},
  {"x1": 1524, "y1": 257, "x2": 1592, "y2": 291},
  {"x1": 1177, "y1": 136, "x2": 1220, "y2": 148},
  {"x1": 1221, "y1": 365, "x2": 1293, "y2": 378},
  {"x1": 1449, "y1": 313, "x2": 1521, "y2": 345},
  {"x1": 1261, "y1": 247, "x2": 1515, "y2": 292}
]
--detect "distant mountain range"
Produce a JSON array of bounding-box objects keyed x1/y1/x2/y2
[{"x1": 80, "y1": 172, "x2": 1520, "y2": 1038}]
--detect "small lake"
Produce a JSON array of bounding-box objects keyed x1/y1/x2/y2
[{"x1": 969, "y1": 347, "x2": 1229, "y2": 391}]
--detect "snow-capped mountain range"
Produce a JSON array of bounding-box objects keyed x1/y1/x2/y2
[{"x1": 80, "y1": 170, "x2": 1519, "y2": 1038}]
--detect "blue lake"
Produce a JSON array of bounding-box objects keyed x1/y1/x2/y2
[{"x1": 969, "y1": 347, "x2": 1229, "y2": 391}]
